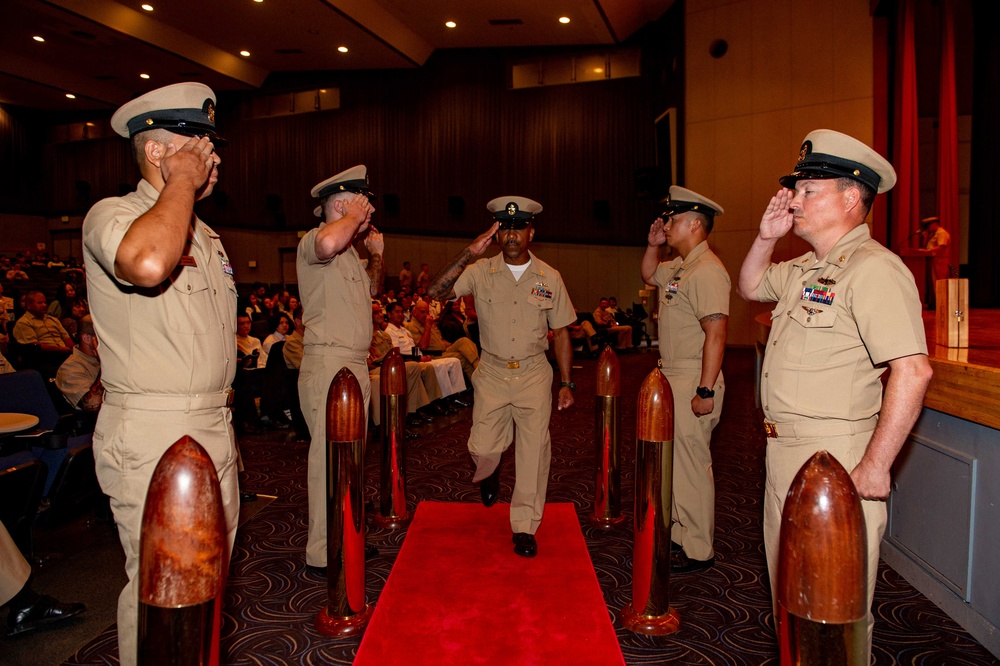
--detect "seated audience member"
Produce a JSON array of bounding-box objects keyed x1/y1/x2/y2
[
  {"x1": 384, "y1": 302, "x2": 468, "y2": 411},
  {"x1": 234, "y1": 314, "x2": 271, "y2": 433},
  {"x1": 5, "y1": 263, "x2": 29, "y2": 281},
  {"x1": 2, "y1": 521, "x2": 85, "y2": 637},
  {"x1": 406, "y1": 300, "x2": 479, "y2": 380},
  {"x1": 55, "y1": 315, "x2": 103, "y2": 413},
  {"x1": 0, "y1": 349, "x2": 14, "y2": 373},
  {"x1": 47, "y1": 255, "x2": 66, "y2": 269},
  {"x1": 436, "y1": 300, "x2": 467, "y2": 344},
  {"x1": 48, "y1": 282, "x2": 78, "y2": 320},
  {"x1": 263, "y1": 313, "x2": 293, "y2": 355},
  {"x1": 368, "y1": 304, "x2": 439, "y2": 429},
  {"x1": 593, "y1": 297, "x2": 633, "y2": 351},
  {"x1": 61, "y1": 297, "x2": 90, "y2": 344},
  {"x1": 0, "y1": 281, "x2": 12, "y2": 348},
  {"x1": 261, "y1": 297, "x2": 277, "y2": 321},
  {"x1": 12, "y1": 291, "x2": 74, "y2": 374},
  {"x1": 608, "y1": 296, "x2": 644, "y2": 346}
]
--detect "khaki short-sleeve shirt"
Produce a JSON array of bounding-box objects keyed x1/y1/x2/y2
[
  {"x1": 55, "y1": 348, "x2": 101, "y2": 408},
  {"x1": 296, "y1": 226, "x2": 373, "y2": 355},
  {"x1": 82, "y1": 179, "x2": 237, "y2": 395},
  {"x1": 755, "y1": 224, "x2": 927, "y2": 423},
  {"x1": 453, "y1": 252, "x2": 576, "y2": 360},
  {"x1": 12, "y1": 312, "x2": 71, "y2": 347},
  {"x1": 650, "y1": 241, "x2": 731, "y2": 364}
]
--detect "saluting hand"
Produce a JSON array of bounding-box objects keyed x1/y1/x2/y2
[
  {"x1": 648, "y1": 218, "x2": 667, "y2": 246},
  {"x1": 758, "y1": 189, "x2": 794, "y2": 241},
  {"x1": 342, "y1": 193, "x2": 374, "y2": 231},
  {"x1": 469, "y1": 222, "x2": 500, "y2": 256},
  {"x1": 160, "y1": 136, "x2": 217, "y2": 191},
  {"x1": 365, "y1": 226, "x2": 384, "y2": 254}
]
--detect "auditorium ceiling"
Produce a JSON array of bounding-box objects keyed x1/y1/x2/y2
[{"x1": 1, "y1": 0, "x2": 675, "y2": 113}]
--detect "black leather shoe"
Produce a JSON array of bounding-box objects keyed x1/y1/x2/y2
[
  {"x1": 405, "y1": 414, "x2": 424, "y2": 428},
  {"x1": 512, "y1": 533, "x2": 537, "y2": 558},
  {"x1": 240, "y1": 490, "x2": 258, "y2": 502},
  {"x1": 428, "y1": 402, "x2": 450, "y2": 416},
  {"x1": 365, "y1": 545, "x2": 379, "y2": 560},
  {"x1": 670, "y1": 550, "x2": 714, "y2": 573},
  {"x1": 451, "y1": 396, "x2": 471, "y2": 408},
  {"x1": 416, "y1": 409, "x2": 435, "y2": 423},
  {"x1": 405, "y1": 429, "x2": 420, "y2": 439},
  {"x1": 670, "y1": 541, "x2": 683, "y2": 553},
  {"x1": 479, "y1": 466, "x2": 500, "y2": 507},
  {"x1": 6, "y1": 595, "x2": 85, "y2": 637}
]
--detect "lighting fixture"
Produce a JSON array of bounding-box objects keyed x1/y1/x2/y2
[
  {"x1": 445, "y1": 21, "x2": 456, "y2": 29},
  {"x1": 33, "y1": 35, "x2": 45, "y2": 42},
  {"x1": 240, "y1": 50, "x2": 251, "y2": 57},
  {"x1": 338, "y1": 46, "x2": 348, "y2": 53},
  {"x1": 141, "y1": 4, "x2": 153, "y2": 11},
  {"x1": 65, "y1": 93, "x2": 76, "y2": 99},
  {"x1": 559, "y1": 16, "x2": 570, "y2": 24},
  {"x1": 140, "y1": 73, "x2": 150, "y2": 79}
]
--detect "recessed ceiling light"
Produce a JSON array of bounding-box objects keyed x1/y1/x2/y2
[
  {"x1": 253, "y1": 0, "x2": 263, "y2": 3},
  {"x1": 445, "y1": 21, "x2": 456, "y2": 29},
  {"x1": 65, "y1": 93, "x2": 76, "y2": 99},
  {"x1": 337, "y1": 46, "x2": 348, "y2": 53},
  {"x1": 559, "y1": 16, "x2": 571, "y2": 24},
  {"x1": 593, "y1": 68, "x2": 603, "y2": 74},
  {"x1": 140, "y1": 73, "x2": 150, "y2": 79},
  {"x1": 240, "y1": 50, "x2": 251, "y2": 57},
  {"x1": 33, "y1": 35, "x2": 45, "y2": 42},
  {"x1": 141, "y1": 4, "x2": 153, "y2": 11}
]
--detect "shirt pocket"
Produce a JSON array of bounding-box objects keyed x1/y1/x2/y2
[
  {"x1": 787, "y1": 304, "x2": 837, "y2": 356},
  {"x1": 166, "y1": 267, "x2": 211, "y2": 335}
]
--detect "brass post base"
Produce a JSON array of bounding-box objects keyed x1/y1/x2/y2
[
  {"x1": 314, "y1": 602, "x2": 374, "y2": 638},
  {"x1": 586, "y1": 514, "x2": 628, "y2": 529},
  {"x1": 621, "y1": 602, "x2": 680, "y2": 636},
  {"x1": 372, "y1": 512, "x2": 411, "y2": 529}
]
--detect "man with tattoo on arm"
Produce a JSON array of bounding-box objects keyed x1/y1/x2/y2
[
  {"x1": 297, "y1": 165, "x2": 382, "y2": 574},
  {"x1": 428, "y1": 197, "x2": 576, "y2": 558},
  {"x1": 640, "y1": 186, "x2": 730, "y2": 574}
]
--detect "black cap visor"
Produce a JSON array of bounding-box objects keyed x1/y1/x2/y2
[{"x1": 778, "y1": 152, "x2": 880, "y2": 191}]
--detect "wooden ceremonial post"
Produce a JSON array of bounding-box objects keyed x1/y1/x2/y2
[
  {"x1": 589, "y1": 346, "x2": 626, "y2": 528},
  {"x1": 622, "y1": 365, "x2": 680, "y2": 635},
  {"x1": 778, "y1": 451, "x2": 867, "y2": 664},
  {"x1": 138, "y1": 436, "x2": 226, "y2": 666},
  {"x1": 314, "y1": 368, "x2": 373, "y2": 637},
  {"x1": 935, "y1": 278, "x2": 969, "y2": 348},
  {"x1": 373, "y1": 348, "x2": 411, "y2": 529}
]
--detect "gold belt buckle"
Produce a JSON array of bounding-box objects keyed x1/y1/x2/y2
[
  {"x1": 226, "y1": 388, "x2": 235, "y2": 409},
  {"x1": 507, "y1": 360, "x2": 520, "y2": 369},
  {"x1": 763, "y1": 421, "x2": 778, "y2": 438}
]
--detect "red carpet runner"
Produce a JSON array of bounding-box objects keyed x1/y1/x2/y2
[{"x1": 354, "y1": 501, "x2": 625, "y2": 665}]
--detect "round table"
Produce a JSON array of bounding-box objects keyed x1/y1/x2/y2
[{"x1": 0, "y1": 413, "x2": 40, "y2": 435}]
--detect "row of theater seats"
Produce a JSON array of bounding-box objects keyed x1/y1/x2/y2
[{"x1": 0, "y1": 369, "x2": 104, "y2": 559}]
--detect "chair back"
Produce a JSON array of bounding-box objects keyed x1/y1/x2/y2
[{"x1": 0, "y1": 370, "x2": 61, "y2": 430}]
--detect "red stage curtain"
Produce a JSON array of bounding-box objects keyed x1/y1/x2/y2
[
  {"x1": 891, "y1": 0, "x2": 920, "y2": 252},
  {"x1": 937, "y1": 0, "x2": 959, "y2": 275}
]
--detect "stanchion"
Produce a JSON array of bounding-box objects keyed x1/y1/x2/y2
[
  {"x1": 373, "y1": 348, "x2": 411, "y2": 529},
  {"x1": 589, "y1": 346, "x2": 626, "y2": 528},
  {"x1": 622, "y1": 365, "x2": 680, "y2": 635},
  {"x1": 315, "y1": 367, "x2": 374, "y2": 637},
  {"x1": 138, "y1": 436, "x2": 226, "y2": 665},
  {"x1": 778, "y1": 451, "x2": 867, "y2": 664}
]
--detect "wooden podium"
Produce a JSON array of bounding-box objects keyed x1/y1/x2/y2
[
  {"x1": 899, "y1": 247, "x2": 930, "y2": 308},
  {"x1": 935, "y1": 279, "x2": 969, "y2": 348}
]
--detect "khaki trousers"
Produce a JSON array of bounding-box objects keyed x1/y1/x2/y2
[
  {"x1": 369, "y1": 361, "x2": 432, "y2": 426},
  {"x1": 93, "y1": 396, "x2": 240, "y2": 666},
  {"x1": 442, "y1": 337, "x2": 479, "y2": 378},
  {"x1": 299, "y1": 349, "x2": 370, "y2": 568},
  {"x1": 661, "y1": 368, "x2": 724, "y2": 561},
  {"x1": 763, "y1": 430, "x2": 885, "y2": 660},
  {"x1": 0, "y1": 521, "x2": 31, "y2": 606},
  {"x1": 469, "y1": 352, "x2": 552, "y2": 535}
]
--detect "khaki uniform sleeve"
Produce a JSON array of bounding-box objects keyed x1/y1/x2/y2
[
  {"x1": 82, "y1": 197, "x2": 143, "y2": 287},
  {"x1": 754, "y1": 260, "x2": 798, "y2": 304},
  {"x1": 650, "y1": 262, "x2": 671, "y2": 289},
  {"x1": 688, "y1": 264, "x2": 731, "y2": 319},
  {"x1": 298, "y1": 228, "x2": 325, "y2": 267},
  {"x1": 851, "y1": 252, "x2": 927, "y2": 365},
  {"x1": 546, "y1": 275, "x2": 577, "y2": 330},
  {"x1": 453, "y1": 260, "x2": 484, "y2": 298}
]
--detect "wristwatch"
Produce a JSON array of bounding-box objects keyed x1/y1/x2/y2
[
  {"x1": 696, "y1": 386, "x2": 715, "y2": 399},
  {"x1": 559, "y1": 381, "x2": 577, "y2": 391}
]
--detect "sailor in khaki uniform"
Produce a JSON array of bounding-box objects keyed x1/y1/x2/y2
[
  {"x1": 297, "y1": 165, "x2": 382, "y2": 570},
  {"x1": 82, "y1": 82, "x2": 239, "y2": 666},
  {"x1": 640, "y1": 186, "x2": 729, "y2": 573},
  {"x1": 738, "y1": 129, "x2": 933, "y2": 658},
  {"x1": 429, "y1": 197, "x2": 576, "y2": 558}
]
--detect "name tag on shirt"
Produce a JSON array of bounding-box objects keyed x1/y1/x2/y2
[{"x1": 179, "y1": 255, "x2": 198, "y2": 267}]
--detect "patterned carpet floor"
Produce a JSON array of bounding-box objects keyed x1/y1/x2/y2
[{"x1": 65, "y1": 348, "x2": 998, "y2": 665}]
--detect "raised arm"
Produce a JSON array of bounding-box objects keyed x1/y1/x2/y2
[
  {"x1": 115, "y1": 137, "x2": 217, "y2": 287},
  {"x1": 737, "y1": 189, "x2": 794, "y2": 301},
  {"x1": 314, "y1": 194, "x2": 374, "y2": 261},
  {"x1": 428, "y1": 222, "x2": 499, "y2": 300},
  {"x1": 364, "y1": 226, "x2": 384, "y2": 297},
  {"x1": 640, "y1": 218, "x2": 667, "y2": 284},
  {"x1": 850, "y1": 353, "x2": 933, "y2": 499}
]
